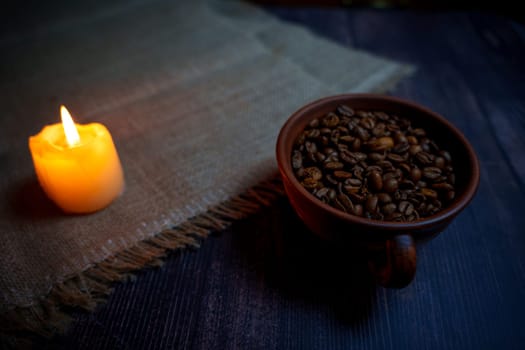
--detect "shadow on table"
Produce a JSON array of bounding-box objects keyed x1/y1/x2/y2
[{"x1": 231, "y1": 196, "x2": 377, "y2": 326}]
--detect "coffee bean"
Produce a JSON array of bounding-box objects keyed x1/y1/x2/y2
[
  {"x1": 292, "y1": 150, "x2": 303, "y2": 169},
  {"x1": 366, "y1": 195, "x2": 379, "y2": 213},
  {"x1": 366, "y1": 136, "x2": 394, "y2": 151},
  {"x1": 309, "y1": 118, "x2": 320, "y2": 128},
  {"x1": 293, "y1": 106, "x2": 456, "y2": 221},
  {"x1": 306, "y1": 129, "x2": 320, "y2": 139},
  {"x1": 415, "y1": 151, "x2": 434, "y2": 165},
  {"x1": 337, "y1": 104, "x2": 354, "y2": 117},
  {"x1": 305, "y1": 141, "x2": 317, "y2": 154},
  {"x1": 372, "y1": 123, "x2": 386, "y2": 136},
  {"x1": 302, "y1": 177, "x2": 319, "y2": 189},
  {"x1": 337, "y1": 193, "x2": 354, "y2": 212},
  {"x1": 383, "y1": 178, "x2": 399, "y2": 193},
  {"x1": 412, "y1": 128, "x2": 426, "y2": 137},
  {"x1": 315, "y1": 187, "x2": 330, "y2": 200},
  {"x1": 326, "y1": 174, "x2": 339, "y2": 185},
  {"x1": 440, "y1": 150, "x2": 452, "y2": 163},
  {"x1": 407, "y1": 135, "x2": 418, "y2": 145},
  {"x1": 368, "y1": 171, "x2": 383, "y2": 192},
  {"x1": 303, "y1": 167, "x2": 322, "y2": 181},
  {"x1": 387, "y1": 153, "x2": 405, "y2": 163},
  {"x1": 432, "y1": 182, "x2": 454, "y2": 191},
  {"x1": 392, "y1": 142, "x2": 410, "y2": 154},
  {"x1": 382, "y1": 203, "x2": 397, "y2": 215},
  {"x1": 421, "y1": 188, "x2": 438, "y2": 199},
  {"x1": 374, "y1": 111, "x2": 390, "y2": 121},
  {"x1": 353, "y1": 204, "x2": 364, "y2": 216},
  {"x1": 410, "y1": 167, "x2": 422, "y2": 182},
  {"x1": 322, "y1": 113, "x2": 340, "y2": 127},
  {"x1": 369, "y1": 152, "x2": 385, "y2": 162},
  {"x1": 409, "y1": 144, "x2": 423, "y2": 156},
  {"x1": 377, "y1": 193, "x2": 392, "y2": 204},
  {"x1": 339, "y1": 135, "x2": 354, "y2": 143},
  {"x1": 324, "y1": 162, "x2": 344, "y2": 170},
  {"x1": 423, "y1": 167, "x2": 442, "y2": 180},
  {"x1": 333, "y1": 170, "x2": 353, "y2": 179},
  {"x1": 434, "y1": 156, "x2": 446, "y2": 169}
]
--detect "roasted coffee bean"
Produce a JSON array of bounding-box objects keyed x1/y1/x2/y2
[
  {"x1": 440, "y1": 150, "x2": 452, "y2": 163},
  {"x1": 302, "y1": 178, "x2": 319, "y2": 189},
  {"x1": 423, "y1": 167, "x2": 442, "y2": 180},
  {"x1": 377, "y1": 193, "x2": 392, "y2": 204},
  {"x1": 410, "y1": 167, "x2": 422, "y2": 182},
  {"x1": 337, "y1": 104, "x2": 354, "y2": 117},
  {"x1": 382, "y1": 203, "x2": 397, "y2": 215},
  {"x1": 326, "y1": 174, "x2": 339, "y2": 185},
  {"x1": 399, "y1": 179, "x2": 415, "y2": 189},
  {"x1": 360, "y1": 117, "x2": 375, "y2": 130},
  {"x1": 387, "y1": 153, "x2": 405, "y2": 163},
  {"x1": 334, "y1": 170, "x2": 353, "y2": 179},
  {"x1": 434, "y1": 156, "x2": 446, "y2": 169},
  {"x1": 349, "y1": 138, "x2": 359, "y2": 151},
  {"x1": 377, "y1": 160, "x2": 395, "y2": 172},
  {"x1": 415, "y1": 151, "x2": 434, "y2": 165},
  {"x1": 383, "y1": 178, "x2": 399, "y2": 193},
  {"x1": 324, "y1": 162, "x2": 344, "y2": 170},
  {"x1": 309, "y1": 118, "x2": 320, "y2": 128},
  {"x1": 412, "y1": 128, "x2": 426, "y2": 137},
  {"x1": 292, "y1": 106, "x2": 456, "y2": 221},
  {"x1": 355, "y1": 126, "x2": 370, "y2": 141},
  {"x1": 374, "y1": 111, "x2": 390, "y2": 121},
  {"x1": 322, "y1": 113, "x2": 340, "y2": 127},
  {"x1": 399, "y1": 201, "x2": 415, "y2": 216},
  {"x1": 349, "y1": 192, "x2": 366, "y2": 203},
  {"x1": 421, "y1": 188, "x2": 438, "y2": 199},
  {"x1": 365, "y1": 195, "x2": 379, "y2": 213},
  {"x1": 306, "y1": 129, "x2": 320, "y2": 139},
  {"x1": 303, "y1": 167, "x2": 322, "y2": 181},
  {"x1": 432, "y1": 182, "x2": 454, "y2": 191},
  {"x1": 292, "y1": 150, "x2": 303, "y2": 169},
  {"x1": 305, "y1": 141, "x2": 317, "y2": 154},
  {"x1": 372, "y1": 123, "x2": 386, "y2": 136},
  {"x1": 368, "y1": 170, "x2": 383, "y2": 192},
  {"x1": 337, "y1": 193, "x2": 354, "y2": 212},
  {"x1": 409, "y1": 144, "x2": 423, "y2": 156},
  {"x1": 365, "y1": 165, "x2": 383, "y2": 174},
  {"x1": 407, "y1": 135, "x2": 418, "y2": 145},
  {"x1": 353, "y1": 204, "x2": 364, "y2": 216},
  {"x1": 315, "y1": 187, "x2": 330, "y2": 200},
  {"x1": 345, "y1": 178, "x2": 363, "y2": 187},
  {"x1": 366, "y1": 136, "x2": 394, "y2": 151},
  {"x1": 383, "y1": 172, "x2": 398, "y2": 181},
  {"x1": 339, "y1": 135, "x2": 354, "y2": 143},
  {"x1": 369, "y1": 152, "x2": 386, "y2": 162},
  {"x1": 399, "y1": 162, "x2": 411, "y2": 174},
  {"x1": 392, "y1": 142, "x2": 410, "y2": 154}
]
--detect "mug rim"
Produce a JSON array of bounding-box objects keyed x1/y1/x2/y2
[{"x1": 276, "y1": 93, "x2": 480, "y2": 232}]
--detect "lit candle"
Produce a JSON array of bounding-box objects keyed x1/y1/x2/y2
[{"x1": 29, "y1": 105, "x2": 124, "y2": 213}]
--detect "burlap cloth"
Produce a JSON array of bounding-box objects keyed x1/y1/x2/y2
[{"x1": 0, "y1": 0, "x2": 413, "y2": 339}]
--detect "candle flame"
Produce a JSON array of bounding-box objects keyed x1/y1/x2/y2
[{"x1": 60, "y1": 105, "x2": 80, "y2": 147}]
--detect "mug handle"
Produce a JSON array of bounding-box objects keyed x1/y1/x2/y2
[{"x1": 368, "y1": 234, "x2": 416, "y2": 288}]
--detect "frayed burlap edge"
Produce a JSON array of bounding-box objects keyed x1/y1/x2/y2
[{"x1": 0, "y1": 176, "x2": 285, "y2": 348}]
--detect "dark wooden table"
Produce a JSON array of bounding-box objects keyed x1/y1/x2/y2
[{"x1": 39, "y1": 5, "x2": 525, "y2": 350}]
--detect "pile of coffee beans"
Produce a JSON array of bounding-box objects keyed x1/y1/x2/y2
[{"x1": 292, "y1": 105, "x2": 456, "y2": 222}]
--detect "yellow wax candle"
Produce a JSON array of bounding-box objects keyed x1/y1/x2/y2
[{"x1": 29, "y1": 105, "x2": 124, "y2": 214}]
